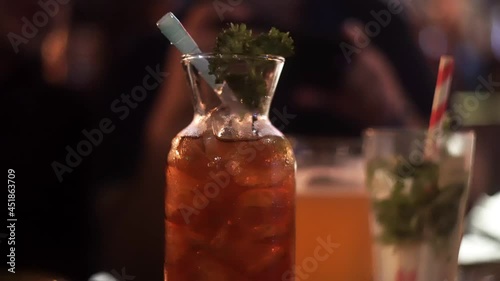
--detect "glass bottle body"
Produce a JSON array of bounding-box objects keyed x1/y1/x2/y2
[{"x1": 165, "y1": 54, "x2": 296, "y2": 281}]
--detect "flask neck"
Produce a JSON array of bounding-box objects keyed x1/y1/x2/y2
[{"x1": 181, "y1": 54, "x2": 285, "y2": 139}]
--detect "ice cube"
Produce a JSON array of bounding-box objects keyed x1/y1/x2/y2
[
  {"x1": 203, "y1": 132, "x2": 222, "y2": 158},
  {"x1": 224, "y1": 137, "x2": 294, "y2": 188},
  {"x1": 166, "y1": 168, "x2": 202, "y2": 223},
  {"x1": 233, "y1": 241, "x2": 286, "y2": 274},
  {"x1": 235, "y1": 188, "x2": 293, "y2": 239},
  {"x1": 251, "y1": 222, "x2": 292, "y2": 240},
  {"x1": 203, "y1": 131, "x2": 243, "y2": 168},
  {"x1": 231, "y1": 163, "x2": 292, "y2": 188},
  {"x1": 165, "y1": 221, "x2": 205, "y2": 264},
  {"x1": 371, "y1": 169, "x2": 396, "y2": 200},
  {"x1": 205, "y1": 219, "x2": 290, "y2": 274},
  {"x1": 403, "y1": 178, "x2": 413, "y2": 195},
  {"x1": 238, "y1": 188, "x2": 292, "y2": 208},
  {"x1": 210, "y1": 222, "x2": 231, "y2": 249},
  {"x1": 194, "y1": 252, "x2": 248, "y2": 281},
  {"x1": 169, "y1": 136, "x2": 209, "y2": 174},
  {"x1": 238, "y1": 189, "x2": 274, "y2": 208},
  {"x1": 225, "y1": 160, "x2": 242, "y2": 177},
  {"x1": 165, "y1": 231, "x2": 185, "y2": 264}
]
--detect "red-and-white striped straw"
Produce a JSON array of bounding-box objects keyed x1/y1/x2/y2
[
  {"x1": 425, "y1": 56, "x2": 455, "y2": 159},
  {"x1": 429, "y1": 56, "x2": 455, "y2": 131}
]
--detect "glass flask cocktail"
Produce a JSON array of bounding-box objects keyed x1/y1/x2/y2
[{"x1": 165, "y1": 54, "x2": 296, "y2": 281}]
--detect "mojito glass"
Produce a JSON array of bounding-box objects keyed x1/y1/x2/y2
[{"x1": 363, "y1": 129, "x2": 475, "y2": 281}]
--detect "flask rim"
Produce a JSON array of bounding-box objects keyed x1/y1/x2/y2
[{"x1": 181, "y1": 52, "x2": 285, "y2": 63}]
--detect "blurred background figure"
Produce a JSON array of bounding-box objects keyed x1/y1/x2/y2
[{"x1": 2, "y1": 0, "x2": 500, "y2": 280}]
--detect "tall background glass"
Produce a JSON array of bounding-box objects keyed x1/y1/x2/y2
[
  {"x1": 293, "y1": 137, "x2": 372, "y2": 281},
  {"x1": 363, "y1": 129, "x2": 475, "y2": 281}
]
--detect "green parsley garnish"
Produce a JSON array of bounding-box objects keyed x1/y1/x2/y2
[{"x1": 208, "y1": 24, "x2": 294, "y2": 109}]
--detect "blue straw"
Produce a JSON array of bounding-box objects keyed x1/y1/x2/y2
[
  {"x1": 157, "y1": 12, "x2": 216, "y2": 89},
  {"x1": 157, "y1": 12, "x2": 244, "y2": 115}
]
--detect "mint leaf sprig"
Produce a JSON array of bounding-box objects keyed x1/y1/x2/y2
[
  {"x1": 213, "y1": 24, "x2": 294, "y2": 57},
  {"x1": 208, "y1": 24, "x2": 294, "y2": 109},
  {"x1": 368, "y1": 158, "x2": 466, "y2": 250}
]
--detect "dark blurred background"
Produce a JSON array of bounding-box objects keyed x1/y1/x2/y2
[{"x1": 2, "y1": 0, "x2": 500, "y2": 280}]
